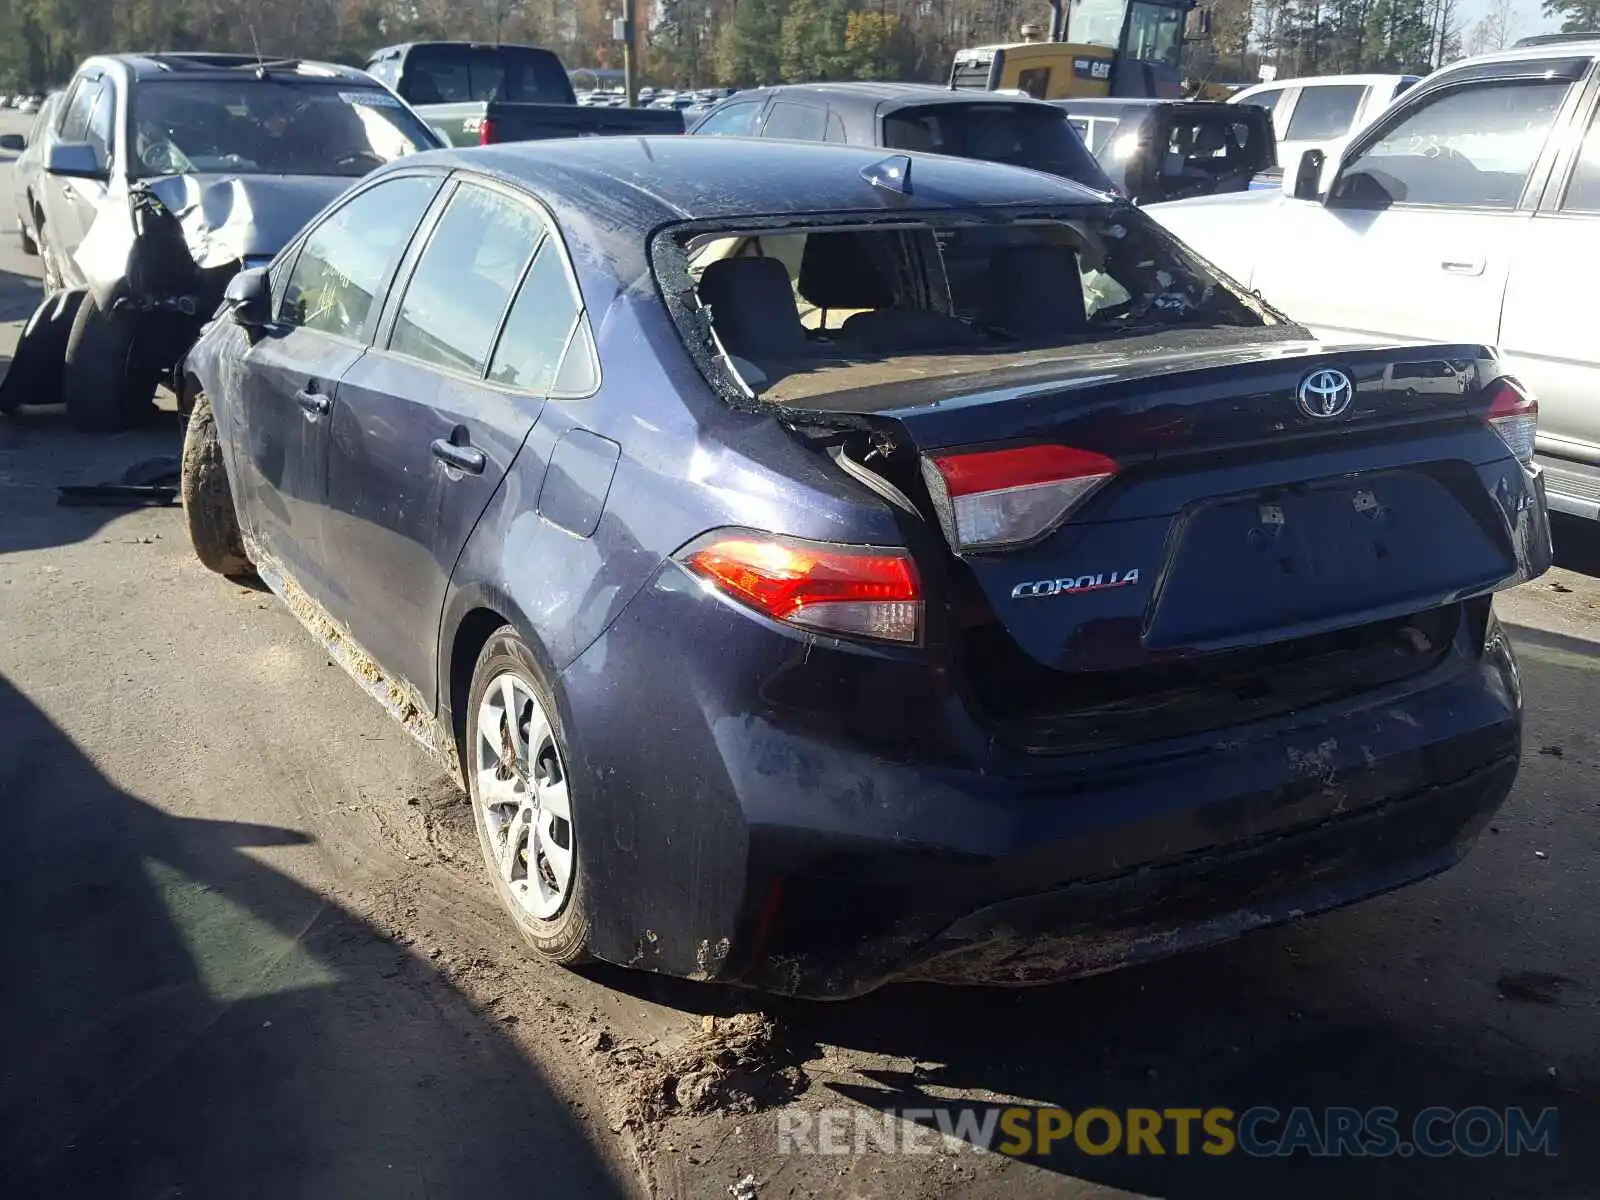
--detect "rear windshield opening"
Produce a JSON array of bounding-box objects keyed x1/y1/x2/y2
[
  {"x1": 883, "y1": 103, "x2": 1111, "y2": 191},
  {"x1": 402, "y1": 46, "x2": 574, "y2": 105},
  {"x1": 672, "y1": 211, "x2": 1278, "y2": 402}
]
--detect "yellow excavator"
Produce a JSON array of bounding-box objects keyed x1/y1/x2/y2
[{"x1": 950, "y1": 0, "x2": 1218, "y2": 101}]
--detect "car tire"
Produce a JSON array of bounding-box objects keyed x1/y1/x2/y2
[
  {"x1": 18, "y1": 218, "x2": 36, "y2": 256},
  {"x1": 465, "y1": 627, "x2": 593, "y2": 966},
  {"x1": 62, "y1": 292, "x2": 156, "y2": 432},
  {"x1": 179, "y1": 389, "x2": 252, "y2": 578}
]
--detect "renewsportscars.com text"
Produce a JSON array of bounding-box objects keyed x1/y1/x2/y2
[{"x1": 777, "y1": 1105, "x2": 1560, "y2": 1159}]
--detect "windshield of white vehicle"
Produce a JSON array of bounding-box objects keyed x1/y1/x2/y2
[
  {"x1": 130, "y1": 81, "x2": 437, "y2": 179},
  {"x1": 673, "y1": 209, "x2": 1276, "y2": 399}
]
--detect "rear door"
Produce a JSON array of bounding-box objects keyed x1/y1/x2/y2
[
  {"x1": 234, "y1": 173, "x2": 440, "y2": 591},
  {"x1": 759, "y1": 100, "x2": 828, "y2": 141},
  {"x1": 1251, "y1": 67, "x2": 1581, "y2": 348},
  {"x1": 319, "y1": 176, "x2": 589, "y2": 704},
  {"x1": 1499, "y1": 77, "x2": 1600, "y2": 507}
]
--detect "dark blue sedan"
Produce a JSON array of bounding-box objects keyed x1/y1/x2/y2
[{"x1": 179, "y1": 137, "x2": 1551, "y2": 998}]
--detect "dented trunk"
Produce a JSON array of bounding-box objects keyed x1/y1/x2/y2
[{"x1": 786, "y1": 338, "x2": 1551, "y2": 754}]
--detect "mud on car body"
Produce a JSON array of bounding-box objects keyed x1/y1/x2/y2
[
  {"x1": 0, "y1": 51, "x2": 440, "y2": 431},
  {"x1": 180, "y1": 137, "x2": 1550, "y2": 999}
]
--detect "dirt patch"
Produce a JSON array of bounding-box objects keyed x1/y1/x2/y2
[{"x1": 599, "y1": 1012, "x2": 809, "y2": 1148}]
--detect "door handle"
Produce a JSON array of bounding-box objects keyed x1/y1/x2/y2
[
  {"x1": 1440, "y1": 257, "x2": 1485, "y2": 276},
  {"x1": 431, "y1": 438, "x2": 485, "y2": 475},
  {"x1": 295, "y1": 388, "x2": 331, "y2": 416}
]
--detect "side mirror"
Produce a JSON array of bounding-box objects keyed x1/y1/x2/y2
[
  {"x1": 1287, "y1": 148, "x2": 1326, "y2": 200},
  {"x1": 0, "y1": 133, "x2": 25, "y2": 152},
  {"x1": 224, "y1": 267, "x2": 272, "y2": 327},
  {"x1": 45, "y1": 141, "x2": 105, "y2": 181}
]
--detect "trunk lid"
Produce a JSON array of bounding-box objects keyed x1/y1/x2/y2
[{"x1": 779, "y1": 336, "x2": 1549, "y2": 676}]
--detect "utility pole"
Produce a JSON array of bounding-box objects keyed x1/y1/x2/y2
[{"x1": 615, "y1": 0, "x2": 638, "y2": 106}]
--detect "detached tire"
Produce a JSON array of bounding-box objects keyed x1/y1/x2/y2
[
  {"x1": 180, "y1": 389, "x2": 252, "y2": 578},
  {"x1": 465, "y1": 627, "x2": 593, "y2": 966},
  {"x1": 62, "y1": 293, "x2": 156, "y2": 432}
]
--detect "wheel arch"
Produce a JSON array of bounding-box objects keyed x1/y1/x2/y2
[{"x1": 440, "y1": 587, "x2": 563, "y2": 785}]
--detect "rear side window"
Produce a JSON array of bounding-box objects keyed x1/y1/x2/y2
[
  {"x1": 1560, "y1": 103, "x2": 1600, "y2": 213},
  {"x1": 694, "y1": 101, "x2": 763, "y2": 136},
  {"x1": 1333, "y1": 81, "x2": 1570, "y2": 210},
  {"x1": 487, "y1": 242, "x2": 587, "y2": 394},
  {"x1": 1285, "y1": 84, "x2": 1367, "y2": 140},
  {"x1": 280, "y1": 175, "x2": 437, "y2": 338},
  {"x1": 762, "y1": 103, "x2": 827, "y2": 141},
  {"x1": 883, "y1": 104, "x2": 1112, "y2": 191},
  {"x1": 391, "y1": 183, "x2": 544, "y2": 375},
  {"x1": 402, "y1": 46, "x2": 574, "y2": 105}
]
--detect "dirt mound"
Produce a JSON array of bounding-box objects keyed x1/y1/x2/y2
[{"x1": 601, "y1": 1012, "x2": 808, "y2": 1137}]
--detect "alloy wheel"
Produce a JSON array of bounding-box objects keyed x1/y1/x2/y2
[{"x1": 474, "y1": 672, "x2": 575, "y2": 920}]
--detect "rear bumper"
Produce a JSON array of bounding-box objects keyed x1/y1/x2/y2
[{"x1": 559, "y1": 568, "x2": 1524, "y2": 999}]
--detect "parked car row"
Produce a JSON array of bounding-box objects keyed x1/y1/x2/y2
[{"x1": 0, "y1": 39, "x2": 1561, "y2": 1001}]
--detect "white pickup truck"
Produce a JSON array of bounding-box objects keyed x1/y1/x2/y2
[{"x1": 1154, "y1": 41, "x2": 1600, "y2": 520}]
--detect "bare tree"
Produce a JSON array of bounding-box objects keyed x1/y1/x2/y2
[{"x1": 1466, "y1": 0, "x2": 1520, "y2": 54}]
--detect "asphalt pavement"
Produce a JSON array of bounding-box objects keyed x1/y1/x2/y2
[{"x1": 1, "y1": 111, "x2": 1597, "y2": 1200}]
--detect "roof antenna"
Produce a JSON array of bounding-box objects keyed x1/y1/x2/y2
[{"x1": 249, "y1": 23, "x2": 268, "y2": 78}]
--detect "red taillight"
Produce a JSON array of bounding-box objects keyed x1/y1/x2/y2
[
  {"x1": 478, "y1": 117, "x2": 496, "y2": 145},
  {"x1": 679, "y1": 532, "x2": 922, "y2": 644},
  {"x1": 921, "y1": 444, "x2": 1119, "y2": 554},
  {"x1": 1484, "y1": 376, "x2": 1537, "y2": 465}
]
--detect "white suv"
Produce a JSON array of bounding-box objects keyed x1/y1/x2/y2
[
  {"x1": 1232, "y1": 73, "x2": 1419, "y2": 186},
  {"x1": 1155, "y1": 43, "x2": 1600, "y2": 519}
]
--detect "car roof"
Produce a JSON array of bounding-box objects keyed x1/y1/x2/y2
[
  {"x1": 727, "y1": 82, "x2": 1063, "y2": 114},
  {"x1": 1445, "y1": 38, "x2": 1600, "y2": 67},
  {"x1": 1234, "y1": 73, "x2": 1419, "y2": 95},
  {"x1": 432, "y1": 136, "x2": 1107, "y2": 225},
  {"x1": 88, "y1": 52, "x2": 376, "y2": 85}
]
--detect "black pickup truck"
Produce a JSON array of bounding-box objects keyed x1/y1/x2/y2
[{"x1": 364, "y1": 41, "x2": 684, "y2": 145}]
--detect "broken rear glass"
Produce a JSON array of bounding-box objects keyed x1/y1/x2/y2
[{"x1": 667, "y1": 208, "x2": 1278, "y2": 401}]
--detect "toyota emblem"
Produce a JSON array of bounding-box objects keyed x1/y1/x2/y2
[{"x1": 1296, "y1": 368, "x2": 1355, "y2": 419}]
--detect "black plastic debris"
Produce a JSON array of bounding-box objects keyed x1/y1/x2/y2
[{"x1": 58, "y1": 455, "x2": 180, "y2": 508}]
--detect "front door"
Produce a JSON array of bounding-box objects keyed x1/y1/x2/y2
[
  {"x1": 40, "y1": 75, "x2": 106, "y2": 284},
  {"x1": 1252, "y1": 73, "x2": 1577, "y2": 349},
  {"x1": 320, "y1": 179, "x2": 586, "y2": 705},
  {"x1": 233, "y1": 173, "x2": 441, "y2": 590}
]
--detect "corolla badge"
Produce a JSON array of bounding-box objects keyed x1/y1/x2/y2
[
  {"x1": 1012, "y1": 569, "x2": 1140, "y2": 599},
  {"x1": 1296, "y1": 368, "x2": 1355, "y2": 419}
]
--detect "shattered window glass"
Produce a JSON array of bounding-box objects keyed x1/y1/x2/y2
[{"x1": 677, "y1": 209, "x2": 1273, "y2": 396}]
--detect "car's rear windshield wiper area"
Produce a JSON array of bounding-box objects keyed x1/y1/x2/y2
[{"x1": 667, "y1": 208, "x2": 1278, "y2": 401}]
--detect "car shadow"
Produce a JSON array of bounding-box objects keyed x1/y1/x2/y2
[{"x1": 0, "y1": 673, "x2": 629, "y2": 1198}]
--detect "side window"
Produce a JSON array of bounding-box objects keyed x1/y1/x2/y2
[
  {"x1": 1239, "y1": 88, "x2": 1283, "y2": 119},
  {"x1": 1560, "y1": 104, "x2": 1600, "y2": 213},
  {"x1": 280, "y1": 175, "x2": 437, "y2": 338},
  {"x1": 761, "y1": 102, "x2": 827, "y2": 141},
  {"x1": 486, "y1": 239, "x2": 585, "y2": 394},
  {"x1": 1333, "y1": 81, "x2": 1571, "y2": 210},
  {"x1": 825, "y1": 111, "x2": 847, "y2": 143},
  {"x1": 58, "y1": 78, "x2": 98, "y2": 143},
  {"x1": 367, "y1": 59, "x2": 399, "y2": 89},
  {"x1": 85, "y1": 82, "x2": 115, "y2": 167},
  {"x1": 1285, "y1": 84, "x2": 1367, "y2": 141},
  {"x1": 1017, "y1": 67, "x2": 1052, "y2": 100},
  {"x1": 391, "y1": 183, "x2": 545, "y2": 375},
  {"x1": 694, "y1": 101, "x2": 763, "y2": 136}
]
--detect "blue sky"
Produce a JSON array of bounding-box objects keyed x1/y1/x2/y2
[{"x1": 1456, "y1": 0, "x2": 1561, "y2": 42}]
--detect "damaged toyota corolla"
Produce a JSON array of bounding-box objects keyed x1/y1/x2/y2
[
  {"x1": 1, "y1": 52, "x2": 439, "y2": 431},
  {"x1": 179, "y1": 137, "x2": 1551, "y2": 999}
]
